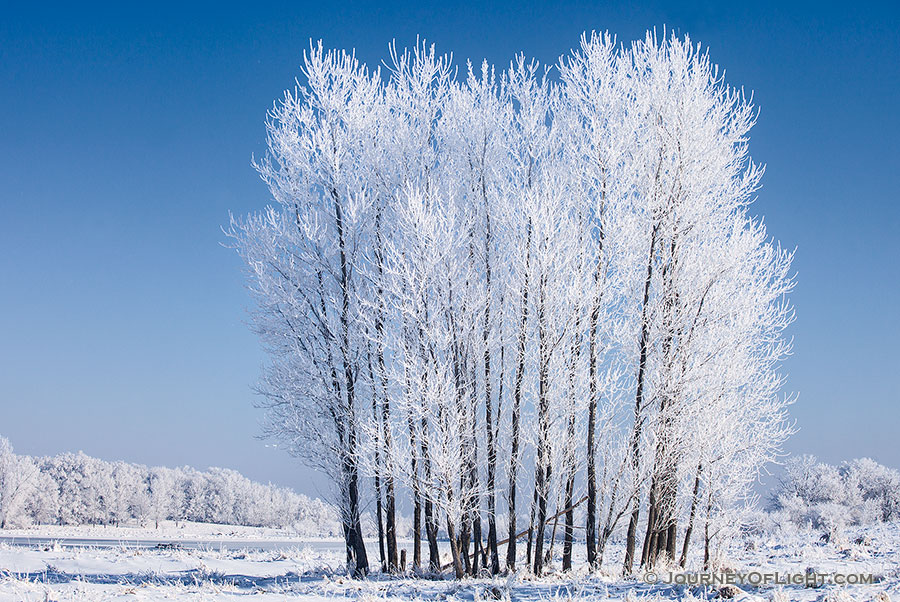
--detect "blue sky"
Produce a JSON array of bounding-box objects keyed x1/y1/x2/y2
[{"x1": 1, "y1": 1, "x2": 898, "y2": 497}]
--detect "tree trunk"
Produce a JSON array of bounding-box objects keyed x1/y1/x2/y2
[
  {"x1": 468, "y1": 359, "x2": 481, "y2": 576},
  {"x1": 703, "y1": 489, "x2": 713, "y2": 570},
  {"x1": 333, "y1": 189, "x2": 368, "y2": 577},
  {"x1": 421, "y1": 414, "x2": 441, "y2": 572},
  {"x1": 367, "y1": 349, "x2": 386, "y2": 572},
  {"x1": 666, "y1": 523, "x2": 677, "y2": 562},
  {"x1": 641, "y1": 474, "x2": 658, "y2": 567},
  {"x1": 680, "y1": 463, "x2": 703, "y2": 568},
  {"x1": 471, "y1": 513, "x2": 482, "y2": 575},
  {"x1": 548, "y1": 493, "x2": 562, "y2": 565},
  {"x1": 563, "y1": 310, "x2": 581, "y2": 573},
  {"x1": 412, "y1": 492, "x2": 422, "y2": 570},
  {"x1": 532, "y1": 276, "x2": 551, "y2": 576},
  {"x1": 482, "y1": 196, "x2": 501, "y2": 576},
  {"x1": 374, "y1": 207, "x2": 398, "y2": 572},
  {"x1": 404, "y1": 342, "x2": 422, "y2": 571},
  {"x1": 425, "y1": 497, "x2": 440, "y2": 571},
  {"x1": 383, "y1": 464, "x2": 398, "y2": 572},
  {"x1": 506, "y1": 220, "x2": 532, "y2": 571},
  {"x1": 623, "y1": 222, "x2": 658, "y2": 575},
  {"x1": 562, "y1": 448, "x2": 576, "y2": 572},
  {"x1": 586, "y1": 285, "x2": 600, "y2": 568},
  {"x1": 447, "y1": 517, "x2": 465, "y2": 579},
  {"x1": 374, "y1": 417, "x2": 386, "y2": 572},
  {"x1": 378, "y1": 341, "x2": 398, "y2": 573},
  {"x1": 406, "y1": 405, "x2": 422, "y2": 570},
  {"x1": 526, "y1": 486, "x2": 537, "y2": 568},
  {"x1": 586, "y1": 173, "x2": 606, "y2": 570},
  {"x1": 342, "y1": 452, "x2": 369, "y2": 577},
  {"x1": 531, "y1": 462, "x2": 551, "y2": 576}
]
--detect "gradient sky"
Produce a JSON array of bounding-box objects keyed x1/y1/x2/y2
[{"x1": 1, "y1": 1, "x2": 898, "y2": 498}]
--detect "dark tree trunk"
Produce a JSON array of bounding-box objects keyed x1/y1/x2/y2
[
  {"x1": 532, "y1": 275, "x2": 551, "y2": 576},
  {"x1": 531, "y1": 461, "x2": 551, "y2": 576},
  {"x1": 383, "y1": 461, "x2": 398, "y2": 572},
  {"x1": 377, "y1": 491, "x2": 388, "y2": 572},
  {"x1": 377, "y1": 343, "x2": 398, "y2": 572},
  {"x1": 586, "y1": 172, "x2": 606, "y2": 570},
  {"x1": 586, "y1": 282, "x2": 601, "y2": 568},
  {"x1": 468, "y1": 358, "x2": 481, "y2": 576},
  {"x1": 366, "y1": 348, "x2": 386, "y2": 572},
  {"x1": 526, "y1": 486, "x2": 537, "y2": 568},
  {"x1": 425, "y1": 497, "x2": 440, "y2": 571},
  {"x1": 563, "y1": 326, "x2": 580, "y2": 573},
  {"x1": 471, "y1": 514, "x2": 482, "y2": 575},
  {"x1": 656, "y1": 526, "x2": 668, "y2": 564},
  {"x1": 406, "y1": 406, "x2": 422, "y2": 570},
  {"x1": 482, "y1": 192, "x2": 501, "y2": 575},
  {"x1": 562, "y1": 467, "x2": 576, "y2": 571},
  {"x1": 680, "y1": 463, "x2": 703, "y2": 568},
  {"x1": 623, "y1": 222, "x2": 659, "y2": 575},
  {"x1": 703, "y1": 489, "x2": 713, "y2": 570},
  {"x1": 666, "y1": 523, "x2": 677, "y2": 561},
  {"x1": 343, "y1": 452, "x2": 369, "y2": 577},
  {"x1": 403, "y1": 339, "x2": 422, "y2": 571},
  {"x1": 447, "y1": 517, "x2": 465, "y2": 579},
  {"x1": 374, "y1": 402, "x2": 386, "y2": 572},
  {"x1": 334, "y1": 190, "x2": 368, "y2": 577},
  {"x1": 374, "y1": 207, "x2": 399, "y2": 572},
  {"x1": 460, "y1": 515, "x2": 471, "y2": 574},
  {"x1": 421, "y1": 414, "x2": 441, "y2": 572},
  {"x1": 412, "y1": 492, "x2": 422, "y2": 570},
  {"x1": 506, "y1": 220, "x2": 532, "y2": 571},
  {"x1": 644, "y1": 233, "x2": 683, "y2": 570},
  {"x1": 641, "y1": 474, "x2": 658, "y2": 567}
]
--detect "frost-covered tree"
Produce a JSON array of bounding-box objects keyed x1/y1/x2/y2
[
  {"x1": 0, "y1": 443, "x2": 337, "y2": 532},
  {"x1": 147, "y1": 467, "x2": 178, "y2": 528},
  {"x1": 559, "y1": 31, "x2": 649, "y2": 569},
  {"x1": 0, "y1": 438, "x2": 40, "y2": 528},
  {"x1": 581, "y1": 32, "x2": 797, "y2": 571},
  {"x1": 371, "y1": 41, "x2": 454, "y2": 574},
  {"x1": 227, "y1": 43, "x2": 390, "y2": 576},
  {"x1": 772, "y1": 456, "x2": 900, "y2": 533},
  {"x1": 230, "y1": 31, "x2": 796, "y2": 579}
]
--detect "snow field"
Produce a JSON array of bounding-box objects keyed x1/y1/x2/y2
[{"x1": 1, "y1": 522, "x2": 898, "y2": 601}]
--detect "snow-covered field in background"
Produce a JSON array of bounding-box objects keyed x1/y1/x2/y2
[
  {"x1": 0, "y1": 519, "x2": 339, "y2": 543},
  {"x1": 1, "y1": 522, "x2": 899, "y2": 601}
]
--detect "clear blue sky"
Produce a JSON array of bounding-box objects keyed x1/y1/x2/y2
[{"x1": 1, "y1": 1, "x2": 898, "y2": 497}]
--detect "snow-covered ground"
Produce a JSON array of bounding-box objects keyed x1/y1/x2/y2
[{"x1": 1, "y1": 522, "x2": 898, "y2": 601}]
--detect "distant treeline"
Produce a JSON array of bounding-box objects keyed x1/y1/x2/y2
[
  {"x1": 770, "y1": 455, "x2": 900, "y2": 534},
  {"x1": 0, "y1": 437, "x2": 341, "y2": 533}
]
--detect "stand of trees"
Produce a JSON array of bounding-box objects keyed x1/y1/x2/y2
[
  {"x1": 229, "y1": 30, "x2": 795, "y2": 577},
  {"x1": 0, "y1": 438, "x2": 340, "y2": 534},
  {"x1": 771, "y1": 456, "x2": 900, "y2": 534}
]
